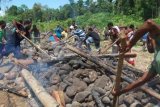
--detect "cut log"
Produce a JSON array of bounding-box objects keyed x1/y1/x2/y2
[
  {"x1": 66, "y1": 44, "x2": 160, "y2": 101},
  {"x1": 21, "y1": 69, "x2": 59, "y2": 107}
]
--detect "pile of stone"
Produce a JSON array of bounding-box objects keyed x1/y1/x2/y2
[{"x1": 30, "y1": 57, "x2": 160, "y2": 107}]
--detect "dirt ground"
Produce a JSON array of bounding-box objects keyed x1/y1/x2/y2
[
  {"x1": 132, "y1": 46, "x2": 154, "y2": 71},
  {"x1": 101, "y1": 40, "x2": 154, "y2": 72}
]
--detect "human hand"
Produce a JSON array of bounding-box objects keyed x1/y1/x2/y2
[{"x1": 111, "y1": 88, "x2": 122, "y2": 96}]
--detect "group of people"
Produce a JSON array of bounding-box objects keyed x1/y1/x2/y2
[
  {"x1": 0, "y1": 19, "x2": 40, "y2": 59},
  {"x1": 1, "y1": 18, "x2": 160, "y2": 100},
  {"x1": 69, "y1": 22, "x2": 101, "y2": 52}
]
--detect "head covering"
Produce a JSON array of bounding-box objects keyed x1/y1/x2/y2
[{"x1": 113, "y1": 26, "x2": 120, "y2": 33}]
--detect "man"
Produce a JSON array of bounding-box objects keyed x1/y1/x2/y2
[
  {"x1": 112, "y1": 19, "x2": 160, "y2": 96},
  {"x1": 73, "y1": 26, "x2": 86, "y2": 48},
  {"x1": 85, "y1": 27, "x2": 100, "y2": 51},
  {"x1": 0, "y1": 20, "x2": 6, "y2": 54},
  {"x1": 55, "y1": 25, "x2": 63, "y2": 39},
  {"x1": 31, "y1": 24, "x2": 40, "y2": 43},
  {"x1": 2, "y1": 20, "x2": 31, "y2": 58},
  {"x1": 103, "y1": 22, "x2": 113, "y2": 40}
]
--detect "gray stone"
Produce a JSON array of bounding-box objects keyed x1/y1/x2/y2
[
  {"x1": 73, "y1": 91, "x2": 90, "y2": 102},
  {"x1": 119, "y1": 94, "x2": 125, "y2": 105},
  {"x1": 59, "y1": 82, "x2": 68, "y2": 91},
  {"x1": 94, "y1": 75, "x2": 110, "y2": 89},
  {"x1": 110, "y1": 75, "x2": 116, "y2": 81},
  {"x1": 5, "y1": 71, "x2": 17, "y2": 80},
  {"x1": 66, "y1": 86, "x2": 77, "y2": 97},
  {"x1": 59, "y1": 70, "x2": 70, "y2": 75},
  {"x1": 102, "y1": 96, "x2": 110, "y2": 104},
  {"x1": 50, "y1": 74, "x2": 61, "y2": 85},
  {"x1": 71, "y1": 101, "x2": 81, "y2": 107},
  {"x1": 144, "y1": 103, "x2": 155, "y2": 107},
  {"x1": 94, "y1": 87, "x2": 106, "y2": 95},
  {"x1": 85, "y1": 94, "x2": 93, "y2": 102},
  {"x1": 124, "y1": 95, "x2": 135, "y2": 105},
  {"x1": 119, "y1": 104, "x2": 127, "y2": 107},
  {"x1": 88, "y1": 71, "x2": 97, "y2": 82},
  {"x1": 46, "y1": 85, "x2": 58, "y2": 94},
  {"x1": 60, "y1": 64, "x2": 72, "y2": 71},
  {"x1": 64, "y1": 93, "x2": 72, "y2": 104},
  {"x1": 66, "y1": 104, "x2": 72, "y2": 107},
  {"x1": 141, "y1": 98, "x2": 150, "y2": 105},
  {"x1": 109, "y1": 93, "x2": 113, "y2": 99},
  {"x1": 0, "y1": 73, "x2": 4, "y2": 80},
  {"x1": 104, "y1": 86, "x2": 111, "y2": 91},
  {"x1": 72, "y1": 78, "x2": 87, "y2": 92},
  {"x1": 130, "y1": 101, "x2": 142, "y2": 107},
  {"x1": 83, "y1": 77, "x2": 91, "y2": 84},
  {"x1": 133, "y1": 92, "x2": 146, "y2": 100},
  {"x1": 86, "y1": 101, "x2": 95, "y2": 107}
]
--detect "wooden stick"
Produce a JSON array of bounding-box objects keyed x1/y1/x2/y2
[
  {"x1": 20, "y1": 33, "x2": 56, "y2": 60},
  {"x1": 112, "y1": 35, "x2": 126, "y2": 107},
  {"x1": 21, "y1": 69, "x2": 59, "y2": 107}
]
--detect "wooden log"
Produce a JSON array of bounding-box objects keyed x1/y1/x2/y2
[
  {"x1": 113, "y1": 34, "x2": 126, "y2": 107},
  {"x1": 49, "y1": 53, "x2": 136, "y2": 63},
  {"x1": 66, "y1": 44, "x2": 160, "y2": 101},
  {"x1": 21, "y1": 69, "x2": 59, "y2": 107},
  {"x1": 97, "y1": 53, "x2": 137, "y2": 58}
]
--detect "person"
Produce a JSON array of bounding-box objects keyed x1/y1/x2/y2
[
  {"x1": 55, "y1": 25, "x2": 63, "y2": 39},
  {"x1": 0, "y1": 20, "x2": 6, "y2": 54},
  {"x1": 125, "y1": 24, "x2": 135, "y2": 66},
  {"x1": 73, "y1": 26, "x2": 86, "y2": 48},
  {"x1": 85, "y1": 27, "x2": 100, "y2": 51},
  {"x1": 105, "y1": 22, "x2": 121, "y2": 53},
  {"x1": 31, "y1": 24, "x2": 40, "y2": 43},
  {"x1": 104, "y1": 22, "x2": 113, "y2": 40},
  {"x1": 142, "y1": 32, "x2": 148, "y2": 51},
  {"x1": 126, "y1": 24, "x2": 135, "y2": 41},
  {"x1": 23, "y1": 20, "x2": 32, "y2": 40},
  {"x1": 61, "y1": 29, "x2": 68, "y2": 40},
  {"x1": 2, "y1": 20, "x2": 31, "y2": 58},
  {"x1": 112, "y1": 19, "x2": 160, "y2": 96}
]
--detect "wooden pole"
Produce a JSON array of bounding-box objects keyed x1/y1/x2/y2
[
  {"x1": 112, "y1": 36, "x2": 126, "y2": 107},
  {"x1": 20, "y1": 33, "x2": 56, "y2": 59},
  {"x1": 21, "y1": 69, "x2": 59, "y2": 107}
]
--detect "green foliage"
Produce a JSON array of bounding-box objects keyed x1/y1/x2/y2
[{"x1": 37, "y1": 13, "x2": 143, "y2": 32}]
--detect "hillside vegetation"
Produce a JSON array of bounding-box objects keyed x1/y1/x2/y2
[{"x1": 38, "y1": 13, "x2": 143, "y2": 32}]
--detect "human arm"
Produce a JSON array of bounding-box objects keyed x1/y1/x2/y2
[
  {"x1": 112, "y1": 71, "x2": 157, "y2": 96},
  {"x1": 127, "y1": 19, "x2": 159, "y2": 51}
]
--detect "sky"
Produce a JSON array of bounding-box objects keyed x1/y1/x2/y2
[{"x1": 0, "y1": 0, "x2": 71, "y2": 16}]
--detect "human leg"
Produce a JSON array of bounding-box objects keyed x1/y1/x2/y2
[{"x1": 86, "y1": 37, "x2": 94, "y2": 51}]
